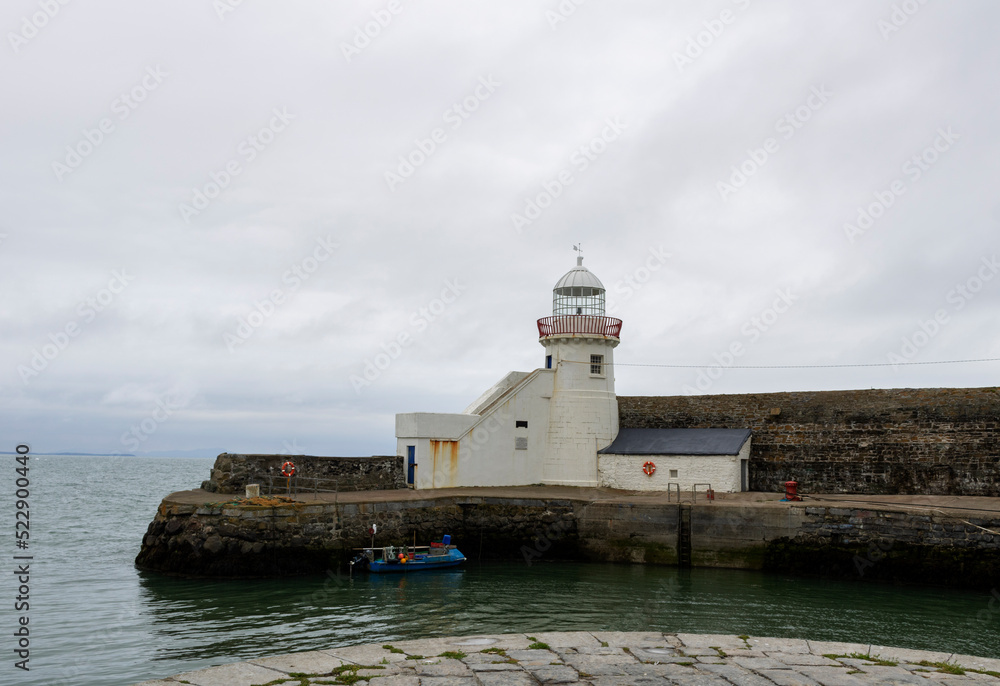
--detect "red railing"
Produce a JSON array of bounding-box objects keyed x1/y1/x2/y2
[{"x1": 537, "y1": 315, "x2": 622, "y2": 338}]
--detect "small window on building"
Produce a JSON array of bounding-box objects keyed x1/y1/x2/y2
[
  {"x1": 545, "y1": 355, "x2": 552, "y2": 369},
  {"x1": 590, "y1": 354, "x2": 604, "y2": 375},
  {"x1": 515, "y1": 437, "x2": 528, "y2": 450},
  {"x1": 515, "y1": 420, "x2": 528, "y2": 428},
  {"x1": 669, "y1": 469, "x2": 678, "y2": 478}
]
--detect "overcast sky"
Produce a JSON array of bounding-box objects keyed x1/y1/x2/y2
[{"x1": 3, "y1": 1, "x2": 998, "y2": 458}]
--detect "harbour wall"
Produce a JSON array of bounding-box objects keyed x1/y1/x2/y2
[
  {"x1": 619, "y1": 387, "x2": 1000, "y2": 496},
  {"x1": 767, "y1": 504, "x2": 1000, "y2": 588},
  {"x1": 201, "y1": 453, "x2": 405, "y2": 494},
  {"x1": 206, "y1": 387, "x2": 1000, "y2": 498},
  {"x1": 135, "y1": 491, "x2": 1000, "y2": 589}
]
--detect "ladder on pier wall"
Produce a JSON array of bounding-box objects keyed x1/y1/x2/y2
[{"x1": 677, "y1": 503, "x2": 692, "y2": 568}]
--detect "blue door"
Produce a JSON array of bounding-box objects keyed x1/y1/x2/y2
[{"x1": 407, "y1": 445, "x2": 415, "y2": 484}]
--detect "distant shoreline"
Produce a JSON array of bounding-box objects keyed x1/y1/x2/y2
[{"x1": 0, "y1": 452, "x2": 213, "y2": 458}]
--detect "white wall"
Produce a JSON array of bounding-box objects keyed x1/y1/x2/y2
[
  {"x1": 540, "y1": 334, "x2": 618, "y2": 486},
  {"x1": 598, "y1": 439, "x2": 752, "y2": 493},
  {"x1": 396, "y1": 332, "x2": 622, "y2": 490},
  {"x1": 463, "y1": 371, "x2": 530, "y2": 414},
  {"x1": 397, "y1": 370, "x2": 554, "y2": 489},
  {"x1": 395, "y1": 413, "x2": 477, "y2": 439}
]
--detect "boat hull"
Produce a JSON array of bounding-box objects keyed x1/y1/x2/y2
[{"x1": 367, "y1": 549, "x2": 466, "y2": 573}]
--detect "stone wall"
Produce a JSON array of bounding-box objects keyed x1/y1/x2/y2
[
  {"x1": 134, "y1": 493, "x2": 688, "y2": 578},
  {"x1": 619, "y1": 387, "x2": 1000, "y2": 496},
  {"x1": 135, "y1": 495, "x2": 583, "y2": 577},
  {"x1": 764, "y1": 503, "x2": 1000, "y2": 588},
  {"x1": 201, "y1": 453, "x2": 405, "y2": 494},
  {"x1": 135, "y1": 491, "x2": 1000, "y2": 589}
]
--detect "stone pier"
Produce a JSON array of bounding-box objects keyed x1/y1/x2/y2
[{"x1": 136, "y1": 487, "x2": 1000, "y2": 588}]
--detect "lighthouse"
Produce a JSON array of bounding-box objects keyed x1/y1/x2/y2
[
  {"x1": 395, "y1": 253, "x2": 622, "y2": 489},
  {"x1": 536, "y1": 255, "x2": 621, "y2": 486},
  {"x1": 395, "y1": 251, "x2": 753, "y2": 492}
]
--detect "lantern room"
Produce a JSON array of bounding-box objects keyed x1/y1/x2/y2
[
  {"x1": 552, "y1": 255, "x2": 606, "y2": 315},
  {"x1": 538, "y1": 255, "x2": 622, "y2": 339}
]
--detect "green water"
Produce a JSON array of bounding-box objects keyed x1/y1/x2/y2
[
  {"x1": 136, "y1": 561, "x2": 1000, "y2": 669},
  {"x1": 6, "y1": 455, "x2": 999, "y2": 686}
]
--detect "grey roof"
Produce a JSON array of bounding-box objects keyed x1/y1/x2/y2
[{"x1": 598, "y1": 428, "x2": 752, "y2": 456}]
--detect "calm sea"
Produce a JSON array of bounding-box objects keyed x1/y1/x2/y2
[{"x1": 2, "y1": 454, "x2": 998, "y2": 686}]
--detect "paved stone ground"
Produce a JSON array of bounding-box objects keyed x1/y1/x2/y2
[{"x1": 134, "y1": 632, "x2": 1000, "y2": 686}]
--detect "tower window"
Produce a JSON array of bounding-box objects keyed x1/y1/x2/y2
[
  {"x1": 515, "y1": 437, "x2": 528, "y2": 450},
  {"x1": 545, "y1": 355, "x2": 552, "y2": 369},
  {"x1": 515, "y1": 420, "x2": 528, "y2": 428},
  {"x1": 590, "y1": 354, "x2": 604, "y2": 375}
]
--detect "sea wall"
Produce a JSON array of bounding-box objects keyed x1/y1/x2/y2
[
  {"x1": 135, "y1": 492, "x2": 1000, "y2": 588},
  {"x1": 135, "y1": 494, "x2": 690, "y2": 578},
  {"x1": 201, "y1": 453, "x2": 405, "y2": 494},
  {"x1": 136, "y1": 495, "x2": 582, "y2": 577},
  {"x1": 618, "y1": 387, "x2": 1000, "y2": 495},
  {"x1": 766, "y1": 503, "x2": 1000, "y2": 588}
]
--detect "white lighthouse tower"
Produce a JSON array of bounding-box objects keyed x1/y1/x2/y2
[
  {"x1": 536, "y1": 253, "x2": 621, "y2": 486},
  {"x1": 395, "y1": 252, "x2": 622, "y2": 490}
]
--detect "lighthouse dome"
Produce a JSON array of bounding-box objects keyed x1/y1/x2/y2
[
  {"x1": 554, "y1": 258, "x2": 605, "y2": 292},
  {"x1": 552, "y1": 256, "x2": 606, "y2": 316}
]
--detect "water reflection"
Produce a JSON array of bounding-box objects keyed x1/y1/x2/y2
[{"x1": 135, "y1": 561, "x2": 1000, "y2": 669}]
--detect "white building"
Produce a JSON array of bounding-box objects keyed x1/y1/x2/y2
[
  {"x1": 395, "y1": 256, "x2": 751, "y2": 492},
  {"x1": 598, "y1": 428, "x2": 752, "y2": 493}
]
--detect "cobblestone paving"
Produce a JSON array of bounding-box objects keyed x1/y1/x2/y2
[{"x1": 134, "y1": 632, "x2": 1000, "y2": 686}]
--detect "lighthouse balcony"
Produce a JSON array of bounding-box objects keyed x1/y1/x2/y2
[{"x1": 537, "y1": 315, "x2": 622, "y2": 339}]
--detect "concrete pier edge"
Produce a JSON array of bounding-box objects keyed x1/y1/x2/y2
[{"x1": 134, "y1": 631, "x2": 1000, "y2": 685}]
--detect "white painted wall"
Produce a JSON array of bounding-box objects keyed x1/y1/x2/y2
[
  {"x1": 597, "y1": 439, "x2": 751, "y2": 493},
  {"x1": 396, "y1": 369, "x2": 554, "y2": 489},
  {"x1": 396, "y1": 289, "x2": 626, "y2": 489},
  {"x1": 463, "y1": 371, "x2": 530, "y2": 414},
  {"x1": 539, "y1": 334, "x2": 618, "y2": 487},
  {"x1": 395, "y1": 413, "x2": 477, "y2": 439}
]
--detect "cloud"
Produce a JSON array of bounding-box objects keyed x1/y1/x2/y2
[{"x1": 2, "y1": 0, "x2": 998, "y2": 455}]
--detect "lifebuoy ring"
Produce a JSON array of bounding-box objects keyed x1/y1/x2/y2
[
  {"x1": 281, "y1": 461, "x2": 296, "y2": 477},
  {"x1": 642, "y1": 461, "x2": 656, "y2": 476}
]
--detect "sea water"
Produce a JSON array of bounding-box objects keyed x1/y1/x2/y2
[{"x1": 2, "y1": 454, "x2": 997, "y2": 686}]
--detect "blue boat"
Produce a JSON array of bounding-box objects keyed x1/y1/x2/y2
[{"x1": 350, "y1": 534, "x2": 466, "y2": 574}]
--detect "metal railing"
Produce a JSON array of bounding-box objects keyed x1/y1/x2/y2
[
  {"x1": 252, "y1": 474, "x2": 340, "y2": 497},
  {"x1": 692, "y1": 483, "x2": 714, "y2": 502},
  {"x1": 666, "y1": 483, "x2": 681, "y2": 502},
  {"x1": 536, "y1": 315, "x2": 622, "y2": 338}
]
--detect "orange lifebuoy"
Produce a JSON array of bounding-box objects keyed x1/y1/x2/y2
[
  {"x1": 281, "y1": 461, "x2": 296, "y2": 477},
  {"x1": 642, "y1": 461, "x2": 656, "y2": 476}
]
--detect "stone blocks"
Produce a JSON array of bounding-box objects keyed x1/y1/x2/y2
[{"x1": 618, "y1": 388, "x2": 1000, "y2": 496}]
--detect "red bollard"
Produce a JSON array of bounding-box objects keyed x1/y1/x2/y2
[{"x1": 783, "y1": 480, "x2": 802, "y2": 502}]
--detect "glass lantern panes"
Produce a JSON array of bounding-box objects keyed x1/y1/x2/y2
[{"x1": 553, "y1": 286, "x2": 605, "y2": 316}]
